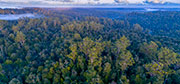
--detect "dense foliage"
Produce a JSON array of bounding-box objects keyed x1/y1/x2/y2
[
  {"x1": 126, "y1": 11, "x2": 180, "y2": 52},
  {"x1": 0, "y1": 8, "x2": 180, "y2": 84}
]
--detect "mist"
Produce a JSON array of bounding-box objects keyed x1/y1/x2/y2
[{"x1": 0, "y1": 13, "x2": 40, "y2": 20}]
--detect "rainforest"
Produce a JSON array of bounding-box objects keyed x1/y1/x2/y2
[{"x1": 0, "y1": 7, "x2": 180, "y2": 84}]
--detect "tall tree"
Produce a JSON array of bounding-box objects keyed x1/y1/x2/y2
[{"x1": 15, "y1": 31, "x2": 26, "y2": 45}]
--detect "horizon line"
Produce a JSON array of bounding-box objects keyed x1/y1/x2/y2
[{"x1": 1, "y1": 5, "x2": 180, "y2": 9}]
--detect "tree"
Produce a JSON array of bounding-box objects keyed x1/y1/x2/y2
[
  {"x1": 83, "y1": 67, "x2": 103, "y2": 84},
  {"x1": 119, "y1": 75, "x2": 130, "y2": 84},
  {"x1": 115, "y1": 36, "x2": 134, "y2": 71},
  {"x1": 9, "y1": 78, "x2": 22, "y2": 84},
  {"x1": 4, "y1": 60, "x2": 13, "y2": 65},
  {"x1": 133, "y1": 24, "x2": 143, "y2": 32},
  {"x1": 25, "y1": 73, "x2": 40, "y2": 84},
  {"x1": 79, "y1": 37, "x2": 95, "y2": 56},
  {"x1": 15, "y1": 31, "x2": 26, "y2": 45},
  {"x1": 67, "y1": 44, "x2": 78, "y2": 62},
  {"x1": 12, "y1": 26, "x2": 19, "y2": 33},
  {"x1": 89, "y1": 21, "x2": 104, "y2": 32},
  {"x1": 114, "y1": 36, "x2": 135, "y2": 83},
  {"x1": 115, "y1": 36, "x2": 130, "y2": 52},
  {"x1": 139, "y1": 41, "x2": 158, "y2": 61},
  {"x1": 74, "y1": 33, "x2": 81, "y2": 41},
  {"x1": 41, "y1": 21, "x2": 48, "y2": 29},
  {"x1": 144, "y1": 62, "x2": 166, "y2": 84},
  {"x1": 103, "y1": 62, "x2": 111, "y2": 83},
  {"x1": 158, "y1": 47, "x2": 178, "y2": 66},
  {"x1": 116, "y1": 51, "x2": 135, "y2": 71},
  {"x1": 77, "y1": 56, "x2": 85, "y2": 70},
  {"x1": 134, "y1": 75, "x2": 144, "y2": 84},
  {"x1": 79, "y1": 37, "x2": 104, "y2": 67},
  {"x1": 0, "y1": 25, "x2": 3, "y2": 30}
]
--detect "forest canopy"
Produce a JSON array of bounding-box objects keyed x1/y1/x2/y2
[{"x1": 0, "y1": 8, "x2": 180, "y2": 84}]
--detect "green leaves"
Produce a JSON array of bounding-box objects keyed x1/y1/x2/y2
[
  {"x1": 158, "y1": 47, "x2": 178, "y2": 66},
  {"x1": 15, "y1": 31, "x2": 26, "y2": 45},
  {"x1": 0, "y1": 10, "x2": 179, "y2": 84},
  {"x1": 144, "y1": 62, "x2": 166, "y2": 84},
  {"x1": 83, "y1": 67, "x2": 97, "y2": 82},
  {"x1": 103, "y1": 62, "x2": 111, "y2": 82},
  {"x1": 4, "y1": 59, "x2": 13, "y2": 65},
  {"x1": 117, "y1": 51, "x2": 135, "y2": 71},
  {"x1": 9, "y1": 78, "x2": 22, "y2": 84},
  {"x1": 145, "y1": 62, "x2": 166, "y2": 77},
  {"x1": 67, "y1": 44, "x2": 78, "y2": 62},
  {"x1": 116, "y1": 36, "x2": 130, "y2": 52},
  {"x1": 79, "y1": 37, "x2": 104, "y2": 67},
  {"x1": 115, "y1": 36, "x2": 134, "y2": 71},
  {"x1": 139, "y1": 41, "x2": 158, "y2": 61}
]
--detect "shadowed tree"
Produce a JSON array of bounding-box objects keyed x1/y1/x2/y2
[
  {"x1": 139, "y1": 41, "x2": 158, "y2": 61},
  {"x1": 103, "y1": 62, "x2": 112, "y2": 83}
]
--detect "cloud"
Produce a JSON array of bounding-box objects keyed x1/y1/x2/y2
[
  {"x1": 114, "y1": 0, "x2": 128, "y2": 3},
  {"x1": 144, "y1": 0, "x2": 165, "y2": 4},
  {"x1": 0, "y1": 0, "x2": 180, "y2": 6},
  {"x1": 0, "y1": 0, "x2": 115, "y2": 5},
  {"x1": 45, "y1": 0, "x2": 74, "y2": 2}
]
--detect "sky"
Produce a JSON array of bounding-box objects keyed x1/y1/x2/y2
[{"x1": 0, "y1": 0, "x2": 180, "y2": 7}]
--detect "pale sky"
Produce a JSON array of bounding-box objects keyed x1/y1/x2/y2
[{"x1": 0, "y1": 0, "x2": 180, "y2": 6}]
